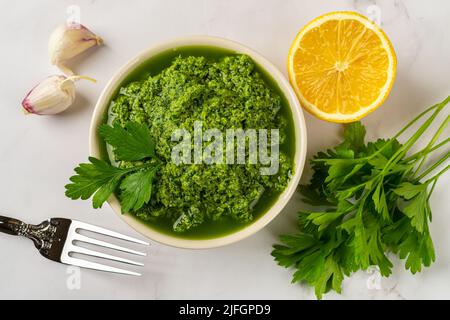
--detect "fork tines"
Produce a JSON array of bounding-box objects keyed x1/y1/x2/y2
[{"x1": 61, "y1": 220, "x2": 149, "y2": 276}]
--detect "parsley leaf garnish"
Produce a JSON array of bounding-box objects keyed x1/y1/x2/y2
[
  {"x1": 99, "y1": 122, "x2": 155, "y2": 161},
  {"x1": 65, "y1": 122, "x2": 158, "y2": 211},
  {"x1": 120, "y1": 166, "x2": 158, "y2": 213},
  {"x1": 273, "y1": 96, "x2": 450, "y2": 299}
]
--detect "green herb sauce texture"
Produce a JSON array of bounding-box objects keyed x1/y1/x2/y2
[{"x1": 109, "y1": 53, "x2": 293, "y2": 234}]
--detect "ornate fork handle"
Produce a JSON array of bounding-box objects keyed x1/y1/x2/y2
[{"x1": 0, "y1": 215, "x2": 57, "y2": 251}]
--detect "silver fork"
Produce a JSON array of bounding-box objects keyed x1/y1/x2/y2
[{"x1": 0, "y1": 215, "x2": 148, "y2": 276}]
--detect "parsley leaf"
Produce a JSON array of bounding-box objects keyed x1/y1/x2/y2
[
  {"x1": 398, "y1": 229, "x2": 435, "y2": 273},
  {"x1": 341, "y1": 121, "x2": 366, "y2": 153},
  {"x1": 120, "y1": 167, "x2": 157, "y2": 213},
  {"x1": 372, "y1": 180, "x2": 391, "y2": 222},
  {"x1": 400, "y1": 190, "x2": 431, "y2": 233},
  {"x1": 99, "y1": 122, "x2": 155, "y2": 161},
  {"x1": 393, "y1": 182, "x2": 426, "y2": 200},
  {"x1": 273, "y1": 96, "x2": 450, "y2": 299},
  {"x1": 65, "y1": 157, "x2": 128, "y2": 208},
  {"x1": 66, "y1": 122, "x2": 159, "y2": 211}
]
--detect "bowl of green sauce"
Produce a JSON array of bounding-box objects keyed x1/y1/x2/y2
[{"x1": 90, "y1": 36, "x2": 307, "y2": 249}]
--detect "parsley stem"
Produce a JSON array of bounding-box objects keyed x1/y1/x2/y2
[
  {"x1": 341, "y1": 101, "x2": 449, "y2": 194},
  {"x1": 404, "y1": 137, "x2": 450, "y2": 162},
  {"x1": 412, "y1": 113, "x2": 450, "y2": 176},
  {"x1": 417, "y1": 153, "x2": 450, "y2": 181},
  {"x1": 428, "y1": 164, "x2": 450, "y2": 182},
  {"x1": 427, "y1": 179, "x2": 438, "y2": 201},
  {"x1": 369, "y1": 96, "x2": 448, "y2": 162},
  {"x1": 313, "y1": 97, "x2": 449, "y2": 164},
  {"x1": 381, "y1": 100, "x2": 448, "y2": 174},
  {"x1": 391, "y1": 102, "x2": 442, "y2": 139}
]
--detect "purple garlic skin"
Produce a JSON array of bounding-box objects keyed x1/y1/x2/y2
[
  {"x1": 49, "y1": 23, "x2": 103, "y2": 75},
  {"x1": 22, "y1": 75, "x2": 76, "y2": 115}
]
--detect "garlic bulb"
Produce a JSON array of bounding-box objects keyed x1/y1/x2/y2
[
  {"x1": 22, "y1": 75, "x2": 95, "y2": 115},
  {"x1": 49, "y1": 24, "x2": 103, "y2": 75}
]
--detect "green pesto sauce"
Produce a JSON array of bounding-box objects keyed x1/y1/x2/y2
[{"x1": 103, "y1": 46, "x2": 296, "y2": 239}]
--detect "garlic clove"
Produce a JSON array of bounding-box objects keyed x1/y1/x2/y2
[
  {"x1": 22, "y1": 75, "x2": 95, "y2": 115},
  {"x1": 49, "y1": 23, "x2": 103, "y2": 75}
]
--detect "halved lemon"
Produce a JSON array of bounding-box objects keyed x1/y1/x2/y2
[{"x1": 288, "y1": 11, "x2": 397, "y2": 123}]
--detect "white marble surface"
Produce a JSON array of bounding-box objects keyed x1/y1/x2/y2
[{"x1": 0, "y1": 0, "x2": 449, "y2": 299}]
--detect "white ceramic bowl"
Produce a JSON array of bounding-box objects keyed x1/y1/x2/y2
[{"x1": 90, "y1": 36, "x2": 307, "y2": 249}]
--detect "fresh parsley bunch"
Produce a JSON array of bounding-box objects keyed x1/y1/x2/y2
[
  {"x1": 65, "y1": 122, "x2": 159, "y2": 213},
  {"x1": 272, "y1": 96, "x2": 450, "y2": 299}
]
